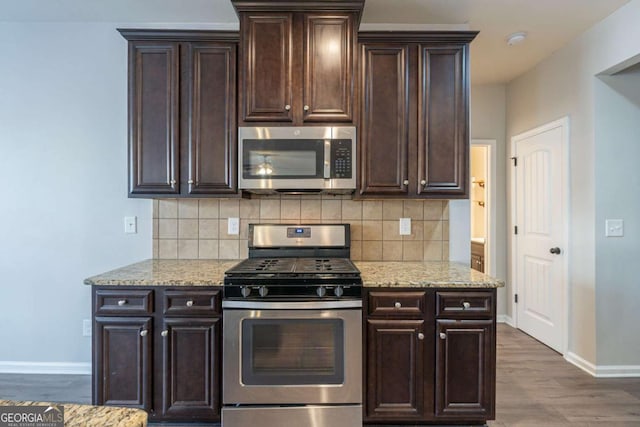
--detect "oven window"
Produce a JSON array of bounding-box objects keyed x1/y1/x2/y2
[{"x1": 241, "y1": 318, "x2": 344, "y2": 385}]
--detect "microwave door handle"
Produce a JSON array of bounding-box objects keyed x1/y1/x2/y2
[{"x1": 324, "y1": 140, "x2": 331, "y2": 179}]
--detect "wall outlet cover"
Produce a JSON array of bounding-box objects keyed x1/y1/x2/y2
[
  {"x1": 124, "y1": 216, "x2": 137, "y2": 234},
  {"x1": 82, "y1": 319, "x2": 92, "y2": 337},
  {"x1": 228, "y1": 217, "x2": 240, "y2": 235},
  {"x1": 399, "y1": 218, "x2": 411, "y2": 235},
  {"x1": 605, "y1": 219, "x2": 624, "y2": 237}
]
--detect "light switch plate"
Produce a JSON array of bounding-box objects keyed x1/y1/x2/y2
[
  {"x1": 605, "y1": 219, "x2": 624, "y2": 237},
  {"x1": 82, "y1": 319, "x2": 92, "y2": 337},
  {"x1": 399, "y1": 218, "x2": 411, "y2": 235},
  {"x1": 228, "y1": 217, "x2": 240, "y2": 235},
  {"x1": 124, "y1": 216, "x2": 137, "y2": 234}
]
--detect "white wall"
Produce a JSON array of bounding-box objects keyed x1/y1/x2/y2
[
  {"x1": 470, "y1": 84, "x2": 508, "y2": 318},
  {"x1": 0, "y1": 23, "x2": 151, "y2": 371},
  {"x1": 594, "y1": 66, "x2": 640, "y2": 366},
  {"x1": 506, "y1": 0, "x2": 640, "y2": 368}
]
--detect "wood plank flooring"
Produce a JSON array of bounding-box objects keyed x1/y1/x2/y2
[{"x1": 1, "y1": 324, "x2": 639, "y2": 426}]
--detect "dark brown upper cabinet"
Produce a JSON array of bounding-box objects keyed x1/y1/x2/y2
[
  {"x1": 232, "y1": 0, "x2": 363, "y2": 125},
  {"x1": 120, "y1": 30, "x2": 238, "y2": 198},
  {"x1": 357, "y1": 32, "x2": 477, "y2": 199}
]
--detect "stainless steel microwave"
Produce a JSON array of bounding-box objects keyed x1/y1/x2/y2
[{"x1": 238, "y1": 126, "x2": 356, "y2": 194}]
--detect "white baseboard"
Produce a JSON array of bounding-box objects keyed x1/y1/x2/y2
[
  {"x1": 497, "y1": 314, "x2": 516, "y2": 327},
  {"x1": 0, "y1": 361, "x2": 91, "y2": 375},
  {"x1": 564, "y1": 352, "x2": 640, "y2": 378}
]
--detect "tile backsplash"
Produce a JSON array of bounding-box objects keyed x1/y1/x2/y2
[{"x1": 153, "y1": 196, "x2": 449, "y2": 261}]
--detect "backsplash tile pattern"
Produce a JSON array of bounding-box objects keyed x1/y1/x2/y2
[{"x1": 152, "y1": 196, "x2": 449, "y2": 261}]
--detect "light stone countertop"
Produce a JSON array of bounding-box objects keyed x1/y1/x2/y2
[
  {"x1": 355, "y1": 261, "x2": 504, "y2": 288},
  {"x1": 83, "y1": 259, "x2": 241, "y2": 286},
  {"x1": 0, "y1": 399, "x2": 147, "y2": 427},
  {"x1": 84, "y1": 259, "x2": 502, "y2": 289}
]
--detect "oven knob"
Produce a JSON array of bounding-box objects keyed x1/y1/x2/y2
[
  {"x1": 259, "y1": 286, "x2": 269, "y2": 297},
  {"x1": 334, "y1": 286, "x2": 344, "y2": 297},
  {"x1": 316, "y1": 286, "x2": 327, "y2": 297},
  {"x1": 241, "y1": 286, "x2": 251, "y2": 298}
]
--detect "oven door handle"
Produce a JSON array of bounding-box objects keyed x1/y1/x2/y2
[{"x1": 222, "y1": 300, "x2": 362, "y2": 310}]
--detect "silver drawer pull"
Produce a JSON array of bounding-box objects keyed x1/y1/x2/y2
[
  {"x1": 439, "y1": 332, "x2": 447, "y2": 340},
  {"x1": 403, "y1": 179, "x2": 409, "y2": 185},
  {"x1": 462, "y1": 301, "x2": 471, "y2": 309},
  {"x1": 394, "y1": 302, "x2": 402, "y2": 309},
  {"x1": 161, "y1": 330, "x2": 168, "y2": 337},
  {"x1": 303, "y1": 105, "x2": 310, "y2": 111},
  {"x1": 284, "y1": 104, "x2": 291, "y2": 111},
  {"x1": 117, "y1": 300, "x2": 127, "y2": 306},
  {"x1": 188, "y1": 179, "x2": 194, "y2": 184},
  {"x1": 140, "y1": 330, "x2": 148, "y2": 337},
  {"x1": 420, "y1": 179, "x2": 426, "y2": 186},
  {"x1": 417, "y1": 333, "x2": 424, "y2": 340},
  {"x1": 186, "y1": 300, "x2": 194, "y2": 307}
]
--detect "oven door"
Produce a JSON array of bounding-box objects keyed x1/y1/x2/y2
[{"x1": 222, "y1": 300, "x2": 362, "y2": 405}]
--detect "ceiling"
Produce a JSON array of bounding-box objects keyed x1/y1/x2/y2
[{"x1": 0, "y1": 0, "x2": 631, "y2": 84}]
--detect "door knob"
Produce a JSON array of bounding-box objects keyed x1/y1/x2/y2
[{"x1": 549, "y1": 247, "x2": 561, "y2": 255}]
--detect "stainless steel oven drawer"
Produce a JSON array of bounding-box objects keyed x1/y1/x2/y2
[{"x1": 222, "y1": 405, "x2": 362, "y2": 427}]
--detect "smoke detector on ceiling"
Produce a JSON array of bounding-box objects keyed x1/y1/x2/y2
[{"x1": 506, "y1": 32, "x2": 527, "y2": 46}]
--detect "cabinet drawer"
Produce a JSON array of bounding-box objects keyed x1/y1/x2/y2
[
  {"x1": 163, "y1": 289, "x2": 221, "y2": 316},
  {"x1": 368, "y1": 291, "x2": 426, "y2": 317},
  {"x1": 95, "y1": 289, "x2": 153, "y2": 315},
  {"x1": 435, "y1": 291, "x2": 493, "y2": 318}
]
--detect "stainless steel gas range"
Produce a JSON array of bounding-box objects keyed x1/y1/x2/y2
[{"x1": 222, "y1": 224, "x2": 362, "y2": 427}]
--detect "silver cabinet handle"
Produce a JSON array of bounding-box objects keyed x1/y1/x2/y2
[
  {"x1": 140, "y1": 330, "x2": 148, "y2": 337},
  {"x1": 161, "y1": 330, "x2": 168, "y2": 337},
  {"x1": 187, "y1": 179, "x2": 194, "y2": 184},
  {"x1": 439, "y1": 332, "x2": 447, "y2": 340},
  {"x1": 284, "y1": 104, "x2": 291, "y2": 111},
  {"x1": 403, "y1": 179, "x2": 409, "y2": 185},
  {"x1": 117, "y1": 300, "x2": 127, "y2": 306},
  {"x1": 420, "y1": 179, "x2": 426, "y2": 186},
  {"x1": 303, "y1": 105, "x2": 310, "y2": 111},
  {"x1": 462, "y1": 301, "x2": 471, "y2": 309},
  {"x1": 186, "y1": 300, "x2": 194, "y2": 307},
  {"x1": 170, "y1": 180, "x2": 176, "y2": 185},
  {"x1": 417, "y1": 333, "x2": 424, "y2": 340},
  {"x1": 394, "y1": 302, "x2": 402, "y2": 309}
]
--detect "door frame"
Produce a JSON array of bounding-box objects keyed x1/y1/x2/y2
[
  {"x1": 509, "y1": 116, "x2": 570, "y2": 355},
  {"x1": 470, "y1": 139, "x2": 497, "y2": 276}
]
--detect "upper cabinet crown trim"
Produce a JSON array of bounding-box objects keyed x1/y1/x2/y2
[
  {"x1": 231, "y1": 0, "x2": 365, "y2": 14},
  {"x1": 118, "y1": 29, "x2": 240, "y2": 42},
  {"x1": 358, "y1": 31, "x2": 479, "y2": 43}
]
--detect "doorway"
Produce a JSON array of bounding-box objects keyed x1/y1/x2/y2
[
  {"x1": 470, "y1": 140, "x2": 497, "y2": 276},
  {"x1": 510, "y1": 118, "x2": 569, "y2": 354}
]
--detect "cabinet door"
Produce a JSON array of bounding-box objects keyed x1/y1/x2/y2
[
  {"x1": 365, "y1": 318, "x2": 430, "y2": 422},
  {"x1": 418, "y1": 44, "x2": 469, "y2": 196},
  {"x1": 160, "y1": 318, "x2": 221, "y2": 421},
  {"x1": 94, "y1": 317, "x2": 152, "y2": 411},
  {"x1": 240, "y1": 14, "x2": 293, "y2": 122},
  {"x1": 303, "y1": 14, "x2": 354, "y2": 122},
  {"x1": 435, "y1": 319, "x2": 495, "y2": 420},
  {"x1": 128, "y1": 41, "x2": 180, "y2": 195},
  {"x1": 359, "y1": 44, "x2": 410, "y2": 196},
  {"x1": 183, "y1": 42, "x2": 237, "y2": 194}
]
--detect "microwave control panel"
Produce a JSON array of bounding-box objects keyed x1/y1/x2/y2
[{"x1": 330, "y1": 140, "x2": 353, "y2": 179}]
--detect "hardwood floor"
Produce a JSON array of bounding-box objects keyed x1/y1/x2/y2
[{"x1": 1, "y1": 324, "x2": 639, "y2": 426}]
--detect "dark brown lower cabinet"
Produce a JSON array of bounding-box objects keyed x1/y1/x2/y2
[
  {"x1": 160, "y1": 318, "x2": 221, "y2": 421},
  {"x1": 366, "y1": 319, "x2": 428, "y2": 421},
  {"x1": 94, "y1": 317, "x2": 152, "y2": 411},
  {"x1": 364, "y1": 288, "x2": 496, "y2": 426},
  {"x1": 92, "y1": 287, "x2": 221, "y2": 423},
  {"x1": 435, "y1": 319, "x2": 495, "y2": 420}
]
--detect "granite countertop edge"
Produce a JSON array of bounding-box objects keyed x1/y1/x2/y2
[{"x1": 84, "y1": 259, "x2": 504, "y2": 289}]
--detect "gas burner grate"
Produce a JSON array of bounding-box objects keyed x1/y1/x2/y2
[{"x1": 295, "y1": 258, "x2": 358, "y2": 273}]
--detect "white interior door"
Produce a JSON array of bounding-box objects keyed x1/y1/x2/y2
[{"x1": 512, "y1": 118, "x2": 568, "y2": 353}]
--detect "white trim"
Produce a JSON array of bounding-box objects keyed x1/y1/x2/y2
[
  {"x1": 593, "y1": 365, "x2": 640, "y2": 378},
  {"x1": 0, "y1": 361, "x2": 91, "y2": 375},
  {"x1": 510, "y1": 116, "x2": 571, "y2": 356},
  {"x1": 497, "y1": 314, "x2": 515, "y2": 327},
  {"x1": 565, "y1": 351, "x2": 597, "y2": 376},
  {"x1": 471, "y1": 139, "x2": 497, "y2": 276}
]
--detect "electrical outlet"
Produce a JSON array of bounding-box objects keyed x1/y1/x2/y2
[
  {"x1": 82, "y1": 319, "x2": 92, "y2": 337},
  {"x1": 228, "y1": 217, "x2": 240, "y2": 235},
  {"x1": 605, "y1": 219, "x2": 624, "y2": 237},
  {"x1": 124, "y1": 216, "x2": 137, "y2": 234},
  {"x1": 399, "y1": 218, "x2": 411, "y2": 235}
]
